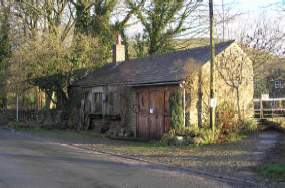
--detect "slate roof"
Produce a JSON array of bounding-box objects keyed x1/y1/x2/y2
[{"x1": 71, "y1": 40, "x2": 236, "y2": 87}]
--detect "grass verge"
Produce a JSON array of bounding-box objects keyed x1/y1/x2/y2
[
  {"x1": 226, "y1": 132, "x2": 248, "y2": 143},
  {"x1": 24, "y1": 127, "x2": 112, "y2": 141},
  {"x1": 27, "y1": 128, "x2": 84, "y2": 139},
  {"x1": 256, "y1": 163, "x2": 285, "y2": 182},
  {"x1": 266, "y1": 120, "x2": 285, "y2": 133}
]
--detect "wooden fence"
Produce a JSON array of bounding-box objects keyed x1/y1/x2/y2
[{"x1": 253, "y1": 98, "x2": 285, "y2": 119}]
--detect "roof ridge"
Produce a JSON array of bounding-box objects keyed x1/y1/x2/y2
[
  {"x1": 70, "y1": 40, "x2": 237, "y2": 87},
  {"x1": 126, "y1": 40, "x2": 237, "y2": 63}
]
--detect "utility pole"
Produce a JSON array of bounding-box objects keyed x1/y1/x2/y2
[
  {"x1": 209, "y1": 0, "x2": 216, "y2": 131},
  {"x1": 16, "y1": 95, "x2": 18, "y2": 122}
]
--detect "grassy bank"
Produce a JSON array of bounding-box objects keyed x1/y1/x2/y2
[
  {"x1": 256, "y1": 164, "x2": 285, "y2": 182},
  {"x1": 266, "y1": 120, "x2": 285, "y2": 133}
]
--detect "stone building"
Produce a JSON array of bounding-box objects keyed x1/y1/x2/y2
[
  {"x1": 255, "y1": 70, "x2": 285, "y2": 99},
  {"x1": 253, "y1": 68, "x2": 285, "y2": 112},
  {"x1": 70, "y1": 36, "x2": 254, "y2": 139}
]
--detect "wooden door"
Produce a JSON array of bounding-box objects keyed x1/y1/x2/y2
[
  {"x1": 137, "y1": 89, "x2": 149, "y2": 137},
  {"x1": 136, "y1": 86, "x2": 177, "y2": 139},
  {"x1": 149, "y1": 89, "x2": 164, "y2": 139}
]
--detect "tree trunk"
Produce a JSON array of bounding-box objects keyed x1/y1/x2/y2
[{"x1": 236, "y1": 87, "x2": 241, "y2": 120}]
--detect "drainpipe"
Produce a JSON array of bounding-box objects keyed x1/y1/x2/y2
[
  {"x1": 183, "y1": 87, "x2": 185, "y2": 127},
  {"x1": 180, "y1": 81, "x2": 186, "y2": 127}
]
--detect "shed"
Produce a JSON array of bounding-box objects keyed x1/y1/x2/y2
[{"x1": 70, "y1": 36, "x2": 254, "y2": 139}]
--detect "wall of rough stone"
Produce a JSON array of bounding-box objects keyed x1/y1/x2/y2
[
  {"x1": 0, "y1": 109, "x2": 64, "y2": 123},
  {"x1": 187, "y1": 42, "x2": 254, "y2": 127},
  {"x1": 215, "y1": 42, "x2": 254, "y2": 119},
  {"x1": 187, "y1": 62, "x2": 210, "y2": 127},
  {"x1": 125, "y1": 87, "x2": 137, "y2": 136}
]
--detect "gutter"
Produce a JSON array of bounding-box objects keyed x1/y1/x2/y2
[
  {"x1": 126, "y1": 81, "x2": 181, "y2": 87},
  {"x1": 76, "y1": 81, "x2": 182, "y2": 88}
]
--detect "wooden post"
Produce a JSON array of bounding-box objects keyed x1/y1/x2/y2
[
  {"x1": 16, "y1": 95, "x2": 18, "y2": 122},
  {"x1": 272, "y1": 94, "x2": 274, "y2": 120},
  {"x1": 209, "y1": 0, "x2": 215, "y2": 131},
  {"x1": 260, "y1": 98, "x2": 263, "y2": 119}
]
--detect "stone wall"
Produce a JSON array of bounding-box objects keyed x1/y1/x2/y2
[
  {"x1": 187, "y1": 42, "x2": 254, "y2": 127},
  {"x1": 0, "y1": 109, "x2": 64, "y2": 123},
  {"x1": 215, "y1": 42, "x2": 254, "y2": 119},
  {"x1": 125, "y1": 87, "x2": 137, "y2": 136}
]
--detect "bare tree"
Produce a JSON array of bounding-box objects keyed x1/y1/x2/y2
[
  {"x1": 271, "y1": 0, "x2": 285, "y2": 12},
  {"x1": 236, "y1": 12, "x2": 285, "y2": 82},
  {"x1": 213, "y1": 0, "x2": 243, "y2": 41},
  {"x1": 216, "y1": 43, "x2": 253, "y2": 120}
]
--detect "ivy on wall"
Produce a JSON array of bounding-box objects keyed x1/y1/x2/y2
[{"x1": 169, "y1": 90, "x2": 183, "y2": 129}]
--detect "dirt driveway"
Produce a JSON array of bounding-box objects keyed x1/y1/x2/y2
[
  {"x1": 1, "y1": 122, "x2": 285, "y2": 187},
  {"x1": 73, "y1": 130, "x2": 285, "y2": 183}
]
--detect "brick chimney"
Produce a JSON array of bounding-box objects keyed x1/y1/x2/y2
[{"x1": 113, "y1": 35, "x2": 125, "y2": 66}]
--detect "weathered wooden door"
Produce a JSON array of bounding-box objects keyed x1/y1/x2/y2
[
  {"x1": 137, "y1": 86, "x2": 176, "y2": 139},
  {"x1": 149, "y1": 89, "x2": 164, "y2": 139}
]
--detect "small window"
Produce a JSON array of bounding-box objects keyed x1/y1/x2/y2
[
  {"x1": 275, "y1": 81, "x2": 284, "y2": 88},
  {"x1": 281, "y1": 81, "x2": 284, "y2": 88},
  {"x1": 275, "y1": 81, "x2": 279, "y2": 88}
]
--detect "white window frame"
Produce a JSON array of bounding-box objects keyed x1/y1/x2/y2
[
  {"x1": 275, "y1": 81, "x2": 284, "y2": 88},
  {"x1": 281, "y1": 81, "x2": 284, "y2": 88},
  {"x1": 275, "y1": 81, "x2": 279, "y2": 88}
]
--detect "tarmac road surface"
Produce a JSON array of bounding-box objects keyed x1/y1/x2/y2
[{"x1": 0, "y1": 128, "x2": 247, "y2": 188}]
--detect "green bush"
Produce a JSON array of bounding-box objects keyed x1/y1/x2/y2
[
  {"x1": 67, "y1": 107, "x2": 79, "y2": 129},
  {"x1": 169, "y1": 90, "x2": 183, "y2": 129},
  {"x1": 216, "y1": 101, "x2": 237, "y2": 130},
  {"x1": 184, "y1": 126, "x2": 200, "y2": 136},
  {"x1": 160, "y1": 99, "x2": 257, "y2": 145},
  {"x1": 63, "y1": 90, "x2": 89, "y2": 129},
  {"x1": 176, "y1": 126, "x2": 220, "y2": 145},
  {"x1": 240, "y1": 118, "x2": 258, "y2": 132},
  {"x1": 199, "y1": 128, "x2": 215, "y2": 144},
  {"x1": 226, "y1": 132, "x2": 239, "y2": 142},
  {"x1": 159, "y1": 129, "x2": 176, "y2": 144},
  {"x1": 6, "y1": 122, "x2": 29, "y2": 129},
  {"x1": 267, "y1": 120, "x2": 283, "y2": 127}
]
